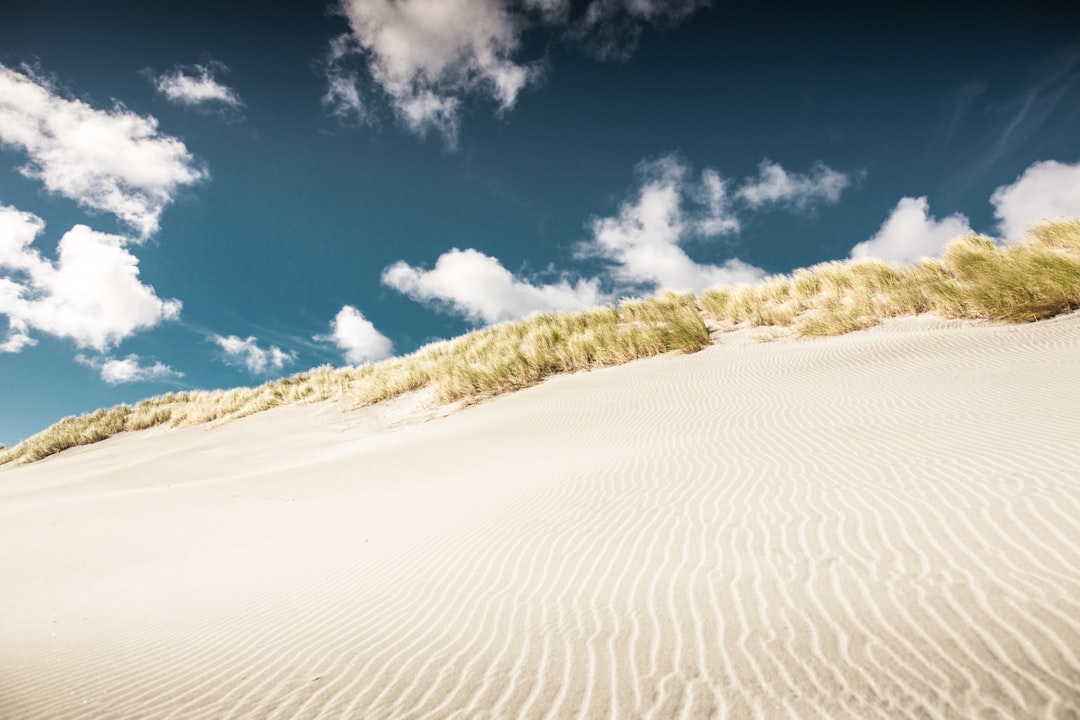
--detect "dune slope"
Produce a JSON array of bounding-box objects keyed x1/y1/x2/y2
[{"x1": 2, "y1": 315, "x2": 1079, "y2": 719}]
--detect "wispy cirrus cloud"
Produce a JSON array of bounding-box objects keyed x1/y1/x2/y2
[
  {"x1": 149, "y1": 60, "x2": 244, "y2": 111},
  {"x1": 573, "y1": 0, "x2": 708, "y2": 60},
  {"x1": 321, "y1": 35, "x2": 370, "y2": 123},
  {"x1": 75, "y1": 353, "x2": 182, "y2": 385},
  {"x1": 0, "y1": 204, "x2": 182, "y2": 353},
  {"x1": 211, "y1": 334, "x2": 296, "y2": 374},
  {"x1": 0, "y1": 63, "x2": 207, "y2": 238}
]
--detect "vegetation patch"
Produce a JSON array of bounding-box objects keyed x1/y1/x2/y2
[
  {"x1": 701, "y1": 219, "x2": 1080, "y2": 335},
  {"x1": 0, "y1": 291, "x2": 707, "y2": 465},
  {"x1": 4, "y1": 219, "x2": 1078, "y2": 467}
]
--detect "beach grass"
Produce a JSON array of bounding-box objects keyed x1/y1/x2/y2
[
  {"x1": 0, "y1": 291, "x2": 707, "y2": 465},
  {"x1": 3, "y1": 219, "x2": 1078, "y2": 466},
  {"x1": 701, "y1": 218, "x2": 1080, "y2": 335}
]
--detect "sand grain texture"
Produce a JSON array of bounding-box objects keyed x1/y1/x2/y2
[{"x1": 2, "y1": 315, "x2": 1080, "y2": 719}]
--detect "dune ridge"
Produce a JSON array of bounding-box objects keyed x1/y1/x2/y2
[
  {"x1": 2, "y1": 312, "x2": 1079, "y2": 718},
  {"x1": 4, "y1": 218, "x2": 1080, "y2": 467}
]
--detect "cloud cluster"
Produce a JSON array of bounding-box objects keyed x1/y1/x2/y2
[
  {"x1": 150, "y1": 61, "x2": 244, "y2": 110},
  {"x1": 383, "y1": 249, "x2": 605, "y2": 324},
  {"x1": 0, "y1": 205, "x2": 182, "y2": 353},
  {"x1": 316, "y1": 305, "x2": 395, "y2": 364},
  {"x1": 991, "y1": 160, "x2": 1080, "y2": 241},
  {"x1": 852, "y1": 158, "x2": 1080, "y2": 263},
  {"x1": 383, "y1": 155, "x2": 852, "y2": 323},
  {"x1": 583, "y1": 157, "x2": 761, "y2": 292},
  {"x1": 329, "y1": 0, "x2": 709, "y2": 142},
  {"x1": 0, "y1": 64, "x2": 207, "y2": 238},
  {"x1": 75, "y1": 353, "x2": 182, "y2": 384},
  {"x1": 737, "y1": 160, "x2": 852, "y2": 210},
  {"x1": 335, "y1": 0, "x2": 534, "y2": 142},
  {"x1": 212, "y1": 334, "x2": 296, "y2": 374}
]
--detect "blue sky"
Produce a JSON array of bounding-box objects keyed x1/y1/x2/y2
[{"x1": 2, "y1": 1, "x2": 1079, "y2": 446}]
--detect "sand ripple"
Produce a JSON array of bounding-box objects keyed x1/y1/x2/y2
[{"x1": 2, "y1": 315, "x2": 1080, "y2": 718}]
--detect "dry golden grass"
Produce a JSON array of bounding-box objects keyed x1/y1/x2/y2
[
  {"x1": 0, "y1": 291, "x2": 707, "y2": 466},
  {"x1": 702, "y1": 218, "x2": 1080, "y2": 336},
  {"x1": 4, "y1": 219, "x2": 1078, "y2": 467}
]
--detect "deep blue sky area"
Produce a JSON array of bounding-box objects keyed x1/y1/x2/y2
[{"x1": 1, "y1": 0, "x2": 1079, "y2": 445}]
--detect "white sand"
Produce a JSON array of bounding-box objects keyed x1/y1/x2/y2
[{"x1": 2, "y1": 315, "x2": 1079, "y2": 719}]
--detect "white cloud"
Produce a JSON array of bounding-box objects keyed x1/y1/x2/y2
[
  {"x1": 695, "y1": 168, "x2": 740, "y2": 236},
  {"x1": 316, "y1": 305, "x2": 394, "y2": 364},
  {"x1": 0, "y1": 204, "x2": 182, "y2": 351},
  {"x1": 576, "y1": 0, "x2": 708, "y2": 60},
  {"x1": 330, "y1": 0, "x2": 706, "y2": 141},
  {"x1": 583, "y1": 156, "x2": 764, "y2": 292},
  {"x1": 736, "y1": 159, "x2": 852, "y2": 210},
  {"x1": 0, "y1": 319, "x2": 34, "y2": 353},
  {"x1": 212, "y1": 334, "x2": 296, "y2": 374},
  {"x1": 850, "y1": 196, "x2": 973, "y2": 264},
  {"x1": 523, "y1": 0, "x2": 569, "y2": 22},
  {"x1": 990, "y1": 159, "x2": 1080, "y2": 241},
  {"x1": 322, "y1": 36, "x2": 369, "y2": 122},
  {"x1": 151, "y1": 61, "x2": 243, "y2": 109},
  {"x1": 75, "y1": 353, "x2": 182, "y2": 385},
  {"x1": 383, "y1": 155, "x2": 780, "y2": 324},
  {"x1": 383, "y1": 248, "x2": 606, "y2": 324},
  {"x1": 335, "y1": 0, "x2": 536, "y2": 142},
  {"x1": 0, "y1": 64, "x2": 206, "y2": 238}
]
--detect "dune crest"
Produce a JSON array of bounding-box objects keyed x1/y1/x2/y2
[{"x1": 2, "y1": 314, "x2": 1080, "y2": 718}]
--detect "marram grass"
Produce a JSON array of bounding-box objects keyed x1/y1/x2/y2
[
  {"x1": 0, "y1": 291, "x2": 707, "y2": 465},
  {"x1": 701, "y1": 219, "x2": 1080, "y2": 336},
  {"x1": 3, "y1": 219, "x2": 1079, "y2": 466}
]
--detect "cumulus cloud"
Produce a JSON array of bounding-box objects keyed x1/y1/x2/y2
[
  {"x1": 0, "y1": 64, "x2": 207, "y2": 238},
  {"x1": 990, "y1": 159, "x2": 1080, "y2": 241},
  {"x1": 383, "y1": 154, "x2": 861, "y2": 324},
  {"x1": 583, "y1": 156, "x2": 764, "y2": 292},
  {"x1": 850, "y1": 197, "x2": 973, "y2": 264},
  {"x1": 316, "y1": 305, "x2": 394, "y2": 364},
  {"x1": 0, "y1": 204, "x2": 182, "y2": 352},
  {"x1": 383, "y1": 248, "x2": 606, "y2": 324},
  {"x1": 335, "y1": 0, "x2": 536, "y2": 142},
  {"x1": 75, "y1": 353, "x2": 182, "y2": 384},
  {"x1": 736, "y1": 159, "x2": 852, "y2": 210},
  {"x1": 150, "y1": 60, "x2": 243, "y2": 109},
  {"x1": 329, "y1": 0, "x2": 707, "y2": 141},
  {"x1": 211, "y1": 334, "x2": 296, "y2": 374}
]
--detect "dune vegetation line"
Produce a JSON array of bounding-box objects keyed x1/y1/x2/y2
[{"x1": 2, "y1": 219, "x2": 1078, "y2": 466}]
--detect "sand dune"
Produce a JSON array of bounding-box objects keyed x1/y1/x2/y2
[{"x1": 3, "y1": 314, "x2": 1080, "y2": 719}]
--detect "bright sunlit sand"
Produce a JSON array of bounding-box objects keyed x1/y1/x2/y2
[{"x1": 3, "y1": 312, "x2": 1079, "y2": 719}]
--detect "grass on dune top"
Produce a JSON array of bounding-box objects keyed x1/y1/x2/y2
[
  {"x1": 701, "y1": 220, "x2": 1080, "y2": 335},
  {"x1": 0, "y1": 291, "x2": 709, "y2": 465},
  {"x1": 2, "y1": 218, "x2": 1079, "y2": 467}
]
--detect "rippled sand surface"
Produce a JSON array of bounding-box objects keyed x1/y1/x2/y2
[{"x1": 2, "y1": 314, "x2": 1079, "y2": 719}]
